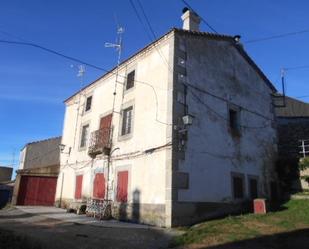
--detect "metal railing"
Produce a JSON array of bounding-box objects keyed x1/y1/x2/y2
[{"x1": 88, "y1": 128, "x2": 112, "y2": 156}]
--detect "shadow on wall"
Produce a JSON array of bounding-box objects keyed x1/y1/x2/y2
[
  {"x1": 132, "y1": 188, "x2": 140, "y2": 223},
  {"x1": 118, "y1": 188, "x2": 140, "y2": 223}
]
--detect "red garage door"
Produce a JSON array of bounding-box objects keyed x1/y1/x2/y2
[{"x1": 17, "y1": 176, "x2": 57, "y2": 206}]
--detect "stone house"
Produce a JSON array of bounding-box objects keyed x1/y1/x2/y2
[
  {"x1": 55, "y1": 9, "x2": 278, "y2": 227},
  {"x1": 12, "y1": 137, "x2": 61, "y2": 206},
  {"x1": 275, "y1": 96, "x2": 309, "y2": 191}
]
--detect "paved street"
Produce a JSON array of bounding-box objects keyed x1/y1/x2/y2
[{"x1": 0, "y1": 206, "x2": 174, "y2": 249}]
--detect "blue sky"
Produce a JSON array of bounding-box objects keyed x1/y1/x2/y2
[{"x1": 1, "y1": 0, "x2": 309, "y2": 177}]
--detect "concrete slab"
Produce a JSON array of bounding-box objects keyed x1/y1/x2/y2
[
  {"x1": 0, "y1": 206, "x2": 175, "y2": 249},
  {"x1": 16, "y1": 206, "x2": 151, "y2": 229}
]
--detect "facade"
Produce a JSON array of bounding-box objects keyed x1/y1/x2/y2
[
  {"x1": 0, "y1": 166, "x2": 13, "y2": 182},
  {"x1": 275, "y1": 96, "x2": 309, "y2": 191},
  {"x1": 0, "y1": 166, "x2": 14, "y2": 208},
  {"x1": 12, "y1": 136, "x2": 61, "y2": 206},
  {"x1": 56, "y1": 10, "x2": 278, "y2": 227}
]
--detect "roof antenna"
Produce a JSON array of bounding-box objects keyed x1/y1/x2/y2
[{"x1": 71, "y1": 64, "x2": 86, "y2": 149}]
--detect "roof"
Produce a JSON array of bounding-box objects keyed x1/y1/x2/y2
[
  {"x1": 276, "y1": 96, "x2": 309, "y2": 118},
  {"x1": 64, "y1": 28, "x2": 276, "y2": 102},
  {"x1": 21, "y1": 136, "x2": 62, "y2": 151}
]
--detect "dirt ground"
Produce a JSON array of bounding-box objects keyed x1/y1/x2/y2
[{"x1": 0, "y1": 207, "x2": 173, "y2": 249}]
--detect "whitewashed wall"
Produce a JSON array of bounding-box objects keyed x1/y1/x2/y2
[
  {"x1": 55, "y1": 33, "x2": 174, "y2": 208},
  {"x1": 176, "y1": 36, "x2": 277, "y2": 203}
]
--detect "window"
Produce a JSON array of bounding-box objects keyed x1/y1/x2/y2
[
  {"x1": 249, "y1": 178, "x2": 258, "y2": 199},
  {"x1": 229, "y1": 108, "x2": 240, "y2": 134},
  {"x1": 85, "y1": 96, "x2": 92, "y2": 112},
  {"x1": 232, "y1": 174, "x2": 244, "y2": 199},
  {"x1": 80, "y1": 124, "x2": 89, "y2": 148},
  {"x1": 121, "y1": 106, "x2": 133, "y2": 136},
  {"x1": 126, "y1": 70, "x2": 135, "y2": 90}
]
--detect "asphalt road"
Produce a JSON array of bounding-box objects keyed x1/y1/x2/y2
[{"x1": 0, "y1": 206, "x2": 174, "y2": 249}]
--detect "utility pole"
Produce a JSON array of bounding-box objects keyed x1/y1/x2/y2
[
  {"x1": 280, "y1": 68, "x2": 286, "y2": 107},
  {"x1": 104, "y1": 26, "x2": 124, "y2": 207},
  {"x1": 72, "y1": 65, "x2": 86, "y2": 150}
]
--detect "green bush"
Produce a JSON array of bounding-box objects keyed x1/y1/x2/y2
[{"x1": 299, "y1": 157, "x2": 309, "y2": 171}]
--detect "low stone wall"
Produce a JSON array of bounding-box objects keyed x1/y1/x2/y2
[
  {"x1": 171, "y1": 201, "x2": 250, "y2": 227},
  {"x1": 55, "y1": 198, "x2": 166, "y2": 227},
  {"x1": 112, "y1": 203, "x2": 166, "y2": 227}
]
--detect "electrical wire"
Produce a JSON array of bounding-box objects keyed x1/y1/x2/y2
[
  {"x1": 129, "y1": 0, "x2": 172, "y2": 71},
  {"x1": 0, "y1": 35, "x2": 276, "y2": 128},
  {"x1": 0, "y1": 38, "x2": 172, "y2": 126},
  {"x1": 128, "y1": 1, "x2": 274, "y2": 128},
  {"x1": 180, "y1": 0, "x2": 218, "y2": 33},
  {"x1": 245, "y1": 29, "x2": 309, "y2": 44},
  {"x1": 184, "y1": 81, "x2": 274, "y2": 122},
  {"x1": 187, "y1": 88, "x2": 270, "y2": 129}
]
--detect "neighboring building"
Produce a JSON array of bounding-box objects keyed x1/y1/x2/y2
[
  {"x1": 0, "y1": 180, "x2": 14, "y2": 208},
  {"x1": 12, "y1": 136, "x2": 61, "y2": 206},
  {"x1": 0, "y1": 166, "x2": 13, "y2": 182},
  {"x1": 0, "y1": 166, "x2": 14, "y2": 208},
  {"x1": 55, "y1": 9, "x2": 278, "y2": 227},
  {"x1": 275, "y1": 96, "x2": 309, "y2": 191}
]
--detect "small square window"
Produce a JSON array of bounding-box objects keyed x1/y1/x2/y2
[
  {"x1": 121, "y1": 106, "x2": 133, "y2": 136},
  {"x1": 232, "y1": 175, "x2": 244, "y2": 199},
  {"x1": 80, "y1": 124, "x2": 89, "y2": 148},
  {"x1": 126, "y1": 70, "x2": 135, "y2": 90},
  {"x1": 85, "y1": 96, "x2": 92, "y2": 112}
]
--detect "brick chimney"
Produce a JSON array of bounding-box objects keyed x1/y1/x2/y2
[{"x1": 181, "y1": 7, "x2": 201, "y2": 31}]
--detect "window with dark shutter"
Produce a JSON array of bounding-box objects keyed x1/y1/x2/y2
[
  {"x1": 85, "y1": 96, "x2": 92, "y2": 112},
  {"x1": 93, "y1": 173, "x2": 105, "y2": 199},
  {"x1": 232, "y1": 175, "x2": 244, "y2": 199},
  {"x1": 126, "y1": 70, "x2": 135, "y2": 90},
  {"x1": 229, "y1": 108, "x2": 240, "y2": 135},
  {"x1": 116, "y1": 171, "x2": 128, "y2": 202},
  {"x1": 75, "y1": 175, "x2": 83, "y2": 199},
  {"x1": 121, "y1": 106, "x2": 133, "y2": 136}
]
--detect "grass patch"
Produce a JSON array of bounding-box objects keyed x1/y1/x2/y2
[
  {"x1": 0, "y1": 229, "x2": 42, "y2": 249},
  {"x1": 170, "y1": 200, "x2": 309, "y2": 248}
]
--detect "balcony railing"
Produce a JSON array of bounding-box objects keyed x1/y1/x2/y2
[{"x1": 88, "y1": 128, "x2": 112, "y2": 157}]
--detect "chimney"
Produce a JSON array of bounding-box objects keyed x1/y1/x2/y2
[{"x1": 181, "y1": 7, "x2": 201, "y2": 32}]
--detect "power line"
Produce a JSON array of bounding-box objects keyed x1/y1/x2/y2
[
  {"x1": 128, "y1": 1, "x2": 273, "y2": 127},
  {"x1": 0, "y1": 39, "x2": 106, "y2": 71},
  {"x1": 245, "y1": 29, "x2": 309, "y2": 44},
  {"x1": 129, "y1": 0, "x2": 172, "y2": 71},
  {"x1": 180, "y1": 0, "x2": 218, "y2": 33},
  {"x1": 296, "y1": 95, "x2": 309, "y2": 99},
  {"x1": 187, "y1": 87, "x2": 270, "y2": 129},
  {"x1": 0, "y1": 36, "x2": 275, "y2": 126},
  {"x1": 284, "y1": 65, "x2": 309, "y2": 71},
  {"x1": 135, "y1": 0, "x2": 157, "y2": 40},
  {"x1": 0, "y1": 38, "x2": 172, "y2": 125}
]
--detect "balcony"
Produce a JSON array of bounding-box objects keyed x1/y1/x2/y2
[{"x1": 88, "y1": 128, "x2": 112, "y2": 158}]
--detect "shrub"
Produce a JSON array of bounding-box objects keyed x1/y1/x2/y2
[{"x1": 299, "y1": 157, "x2": 309, "y2": 171}]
